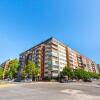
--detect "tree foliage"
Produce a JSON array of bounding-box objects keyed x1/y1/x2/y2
[
  {"x1": 61, "y1": 66, "x2": 100, "y2": 80},
  {"x1": 3, "y1": 59, "x2": 19, "y2": 79},
  {"x1": 73, "y1": 68, "x2": 90, "y2": 80},
  {"x1": 61, "y1": 66, "x2": 74, "y2": 79},
  {"x1": 21, "y1": 61, "x2": 40, "y2": 80},
  {"x1": 0, "y1": 67, "x2": 3, "y2": 80},
  {"x1": 88, "y1": 72, "x2": 100, "y2": 79}
]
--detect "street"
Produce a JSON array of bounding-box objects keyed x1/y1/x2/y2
[{"x1": 0, "y1": 81, "x2": 100, "y2": 100}]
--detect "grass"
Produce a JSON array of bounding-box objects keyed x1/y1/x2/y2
[{"x1": 0, "y1": 80, "x2": 15, "y2": 89}]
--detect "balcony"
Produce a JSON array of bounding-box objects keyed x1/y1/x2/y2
[
  {"x1": 52, "y1": 56, "x2": 59, "y2": 60},
  {"x1": 52, "y1": 52, "x2": 58, "y2": 57},
  {"x1": 51, "y1": 45, "x2": 58, "y2": 51},
  {"x1": 52, "y1": 62, "x2": 59, "y2": 66},
  {"x1": 51, "y1": 41, "x2": 58, "y2": 46},
  {"x1": 45, "y1": 49, "x2": 50, "y2": 53}
]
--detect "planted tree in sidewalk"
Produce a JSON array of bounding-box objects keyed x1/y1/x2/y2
[
  {"x1": 73, "y1": 68, "x2": 91, "y2": 80},
  {"x1": 89, "y1": 72, "x2": 100, "y2": 79},
  {"x1": 21, "y1": 60, "x2": 40, "y2": 81},
  {"x1": 0, "y1": 67, "x2": 3, "y2": 80},
  {"x1": 7, "y1": 59, "x2": 19, "y2": 79},
  {"x1": 2, "y1": 59, "x2": 19, "y2": 80},
  {"x1": 61, "y1": 66, "x2": 74, "y2": 79},
  {"x1": 73, "y1": 68, "x2": 83, "y2": 80},
  {"x1": 21, "y1": 69, "x2": 27, "y2": 80},
  {"x1": 22, "y1": 61, "x2": 35, "y2": 79},
  {"x1": 61, "y1": 66, "x2": 100, "y2": 81},
  {"x1": 34, "y1": 67, "x2": 40, "y2": 81},
  {"x1": 82, "y1": 70, "x2": 91, "y2": 80}
]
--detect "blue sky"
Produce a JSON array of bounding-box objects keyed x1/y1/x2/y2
[{"x1": 0, "y1": 0, "x2": 100, "y2": 64}]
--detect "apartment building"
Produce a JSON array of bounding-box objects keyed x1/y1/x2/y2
[
  {"x1": 97, "y1": 64, "x2": 100, "y2": 73},
  {"x1": 67, "y1": 48, "x2": 78, "y2": 69},
  {"x1": 19, "y1": 37, "x2": 99, "y2": 79}
]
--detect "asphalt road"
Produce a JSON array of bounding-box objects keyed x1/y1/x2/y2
[{"x1": 0, "y1": 81, "x2": 100, "y2": 100}]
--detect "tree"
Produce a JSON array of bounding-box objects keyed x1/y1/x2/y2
[
  {"x1": 0, "y1": 67, "x2": 3, "y2": 80},
  {"x1": 21, "y1": 69, "x2": 27, "y2": 79},
  {"x1": 73, "y1": 68, "x2": 91, "y2": 80},
  {"x1": 73, "y1": 68, "x2": 83, "y2": 79},
  {"x1": 61, "y1": 66, "x2": 74, "y2": 79},
  {"x1": 21, "y1": 60, "x2": 40, "y2": 81},
  {"x1": 89, "y1": 72, "x2": 100, "y2": 79},
  {"x1": 34, "y1": 67, "x2": 40, "y2": 77},
  {"x1": 23, "y1": 61, "x2": 35, "y2": 79},
  {"x1": 82, "y1": 71, "x2": 91, "y2": 80},
  {"x1": 3, "y1": 59, "x2": 19, "y2": 80},
  {"x1": 61, "y1": 66, "x2": 100, "y2": 81},
  {"x1": 33, "y1": 67, "x2": 40, "y2": 81},
  {"x1": 8, "y1": 59, "x2": 19, "y2": 79}
]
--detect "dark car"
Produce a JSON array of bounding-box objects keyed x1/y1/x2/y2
[
  {"x1": 60, "y1": 76, "x2": 68, "y2": 83},
  {"x1": 83, "y1": 79, "x2": 92, "y2": 82}
]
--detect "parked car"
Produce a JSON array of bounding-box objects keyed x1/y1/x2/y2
[
  {"x1": 60, "y1": 76, "x2": 68, "y2": 83},
  {"x1": 83, "y1": 79, "x2": 92, "y2": 82}
]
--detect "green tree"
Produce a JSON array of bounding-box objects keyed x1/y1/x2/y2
[
  {"x1": 33, "y1": 67, "x2": 40, "y2": 81},
  {"x1": 61, "y1": 66, "x2": 74, "y2": 79},
  {"x1": 3, "y1": 59, "x2": 19, "y2": 80},
  {"x1": 21, "y1": 61, "x2": 40, "y2": 81},
  {"x1": 34, "y1": 67, "x2": 40, "y2": 77},
  {"x1": 21, "y1": 69, "x2": 27, "y2": 79},
  {"x1": 24, "y1": 61, "x2": 35, "y2": 79},
  {"x1": 74, "y1": 68, "x2": 91, "y2": 80},
  {"x1": 89, "y1": 72, "x2": 100, "y2": 79},
  {"x1": 74, "y1": 68, "x2": 83, "y2": 79},
  {"x1": 82, "y1": 71, "x2": 91, "y2": 80},
  {"x1": 8, "y1": 59, "x2": 19, "y2": 79},
  {"x1": 0, "y1": 67, "x2": 3, "y2": 80}
]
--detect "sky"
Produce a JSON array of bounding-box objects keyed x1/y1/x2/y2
[{"x1": 0, "y1": 0, "x2": 100, "y2": 64}]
